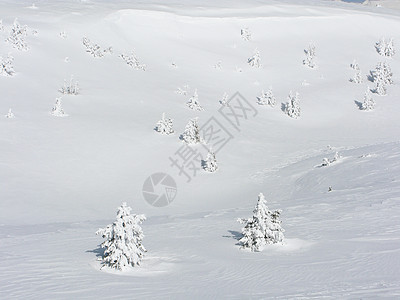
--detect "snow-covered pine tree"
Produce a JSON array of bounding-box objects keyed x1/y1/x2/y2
[
  {"x1": 220, "y1": 92, "x2": 229, "y2": 106},
  {"x1": 372, "y1": 62, "x2": 393, "y2": 95},
  {"x1": 350, "y1": 59, "x2": 359, "y2": 70},
  {"x1": 361, "y1": 87, "x2": 375, "y2": 111},
  {"x1": 376, "y1": 37, "x2": 395, "y2": 57},
  {"x1": 303, "y1": 43, "x2": 316, "y2": 68},
  {"x1": 257, "y1": 88, "x2": 276, "y2": 107},
  {"x1": 155, "y1": 112, "x2": 174, "y2": 135},
  {"x1": 96, "y1": 202, "x2": 146, "y2": 270},
  {"x1": 248, "y1": 48, "x2": 261, "y2": 68},
  {"x1": 285, "y1": 91, "x2": 300, "y2": 119},
  {"x1": 59, "y1": 76, "x2": 79, "y2": 95},
  {"x1": 5, "y1": 108, "x2": 15, "y2": 119},
  {"x1": 186, "y1": 89, "x2": 204, "y2": 111},
  {"x1": 7, "y1": 19, "x2": 29, "y2": 51},
  {"x1": 241, "y1": 27, "x2": 252, "y2": 41},
  {"x1": 181, "y1": 118, "x2": 202, "y2": 145},
  {"x1": 0, "y1": 54, "x2": 15, "y2": 76},
  {"x1": 203, "y1": 150, "x2": 218, "y2": 172},
  {"x1": 351, "y1": 68, "x2": 363, "y2": 83},
  {"x1": 51, "y1": 97, "x2": 67, "y2": 117},
  {"x1": 237, "y1": 193, "x2": 284, "y2": 252}
]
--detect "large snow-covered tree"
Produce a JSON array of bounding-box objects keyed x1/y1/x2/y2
[
  {"x1": 375, "y1": 37, "x2": 395, "y2": 58},
  {"x1": 237, "y1": 193, "x2": 284, "y2": 252},
  {"x1": 361, "y1": 87, "x2": 375, "y2": 111},
  {"x1": 181, "y1": 118, "x2": 202, "y2": 145},
  {"x1": 96, "y1": 202, "x2": 146, "y2": 270},
  {"x1": 241, "y1": 27, "x2": 252, "y2": 41},
  {"x1": 285, "y1": 91, "x2": 300, "y2": 119},
  {"x1": 372, "y1": 62, "x2": 393, "y2": 95},
  {"x1": 155, "y1": 112, "x2": 174, "y2": 135},
  {"x1": 7, "y1": 19, "x2": 29, "y2": 51}
]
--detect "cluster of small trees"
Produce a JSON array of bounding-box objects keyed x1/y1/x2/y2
[
  {"x1": 6, "y1": 19, "x2": 29, "y2": 51},
  {"x1": 97, "y1": 193, "x2": 284, "y2": 270},
  {"x1": 59, "y1": 76, "x2": 79, "y2": 95},
  {"x1": 375, "y1": 37, "x2": 395, "y2": 58},
  {"x1": 371, "y1": 61, "x2": 393, "y2": 96}
]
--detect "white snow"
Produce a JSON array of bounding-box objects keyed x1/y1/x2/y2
[{"x1": 0, "y1": 0, "x2": 399, "y2": 298}]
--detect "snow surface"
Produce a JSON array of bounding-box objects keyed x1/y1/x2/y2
[{"x1": 0, "y1": 0, "x2": 399, "y2": 298}]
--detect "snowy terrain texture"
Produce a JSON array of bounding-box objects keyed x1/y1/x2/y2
[{"x1": 0, "y1": 0, "x2": 399, "y2": 298}]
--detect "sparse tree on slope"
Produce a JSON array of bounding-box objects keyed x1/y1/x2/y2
[
  {"x1": 375, "y1": 37, "x2": 395, "y2": 57},
  {"x1": 241, "y1": 27, "x2": 252, "y2": 41},
  {"x1": 51, "y1": 97, "x2": 67, "y2": 117},
  {"x1": 248, "y1": 48, "x2": 261, "y2": 68},
  {"x1": 96, "y1": 202, "x2": 146, "y2": 270},
  {"x1": 237, "y1": 193, "x2": 284, "y2": 252},
  {"x1": 372, "y1": 62, "x2": 393, "y2": 95},
  {"x1": 303, "y1": 43, "x2": 316, "y2": 69},
  {"x1": 5, "y1": 108, "x2": 15, "y2": 119},
  {"x1": 257, "y1": 88, "x2": 276, "y2": 107},
  {"x1": 285, "y1": 91, "x2": 300, "y2": 119},
  {"x1": 187, "y1": 89, "x2": 204, "y2": 111},
  {"x1": 181, "y1": 118, "x2": 201, "y2": 145},
  {"x1": 203, "y1": 150, "x2": 218, "y2": 172},
  {"x1": 0, "y1": 54, "x2": 15, "y2": 76},
  {"x1": 155, "y1": 112, "x2": 174, "y2": 135},
  {"x1": 7, "y1": 19, "x2": 29, "y2": 51},
  {"x1": 361, "y1": 87, "x2": 375, "y2": 111},
  {"x1": 351, "y1": 68, "x2": 363, "y2": 84}
]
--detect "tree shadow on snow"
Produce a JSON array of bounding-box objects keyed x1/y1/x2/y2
[
  {"x1": 354, "y1": 100, "x2": 363, "y2": 110},
  {"x1": 223, "y1": 230, "x2": 242, "y2": 245},
  {"x1": 367, "y1": 72, "x2": 374, "y2": 83},
  {"x1": 86, "y1": 245, "x2": 104, "y2": 259},
  {"x1": 280, "y1": 102, "x2": 286, "y2": 113}
]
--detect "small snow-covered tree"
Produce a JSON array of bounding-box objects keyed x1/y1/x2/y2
[
  {"x1": 285, "y1": 91, "x2": 300, "y2": 119},
  {"x1": 120, "y1": 52, "x2": 146, "y2": 71},
  {"x1": 376, "y1": 37, "x2": 395, "y2": 58},
  {"x1": 0, "y1": 20, "x2": 4, "y2": 32},
  {"x1": 351, "y1": 68, "x2": 363, "y2": 84},
  {"x1": 51, "y1": 97, "x2": 67, "y2": 117},
  {"x1": 0, "y1": 54, "x2": 15, "y2": 76},
  {"x1": 321, "y1": 151, "x2": 341, "y2": 166},
  {"x1": 372, "y1": 62, "x2": 393, "y2": 95},
  {"x1": 7, "y1": 19, "x2": 29, "y2": 51},
  {"x1": 220, "y1": 92, "x2": 229, "y2": 106},
  {"x1": 175, "y1": 85, "x2": 189, "y2": 96},
  {"x1": 361, "y1": 87, "x2": 375, "y2": 111},
  {"x1": 257, "y1": 88, "x2": 276, "y2": 107},
  {"x1": 237, "y1": 193, "x2": 284, "y2": 252},
  {"x1": 187, "y1": 89, "x2": 204, "y2": 111},
  {"x1": 241, "y1": 27, "x2": 252, "y2": 41},
  {"x1": 155, "y1": 112, "x2": 174, "y2": 135},
  {"x1": 303, "y1": 43, "x2": 316, "y2": 69},
  {"x1": 350, "y1": 59, "x2": 359, "y2": 70},
  {"x1": 96, "y1": 202, "x2": 146, "y2": 270},
  {"x1": 248, "y1": 48, "x2": 261, "y2": 68},
  {"x1": 181, "y1": 118, "x2": 201, "y2": 145},
  {"x1": 59, "y1": 76, "x2": 79, "y2": 95},
  {"x1": 5, "y1": 108, "x2": 15, "y2": 119},
  {"x1": 203, "y1": 150, "x2": 218, "y2": 172}
]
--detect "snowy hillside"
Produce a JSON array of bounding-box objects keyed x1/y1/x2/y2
[{"x1": 0, "y1": 0, "x2": 399, "y2": 298}]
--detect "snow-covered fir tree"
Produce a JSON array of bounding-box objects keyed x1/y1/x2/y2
[
  {"x1": 241, "y1": 27, "x2": 251, "y2": 41},
  {"x1": 82, "y1": 37, "x2": 112, "y2": 58},
  {"x1": 285, "y1": 91, "x2": 300, "y2": 119},
  {"x1": 0, "y1": 54, "x2": 15, "y2": 76},
  {"x1": 248, "y1": 48, "x2": 261, "y2": 68},
  {"x1": 372, "y1": 62, "x2": 393, "y2": 95},
  {"x1": 51, "y1": 97, "x2": 67, "y2": 117},
  {"x1": 203, "y1": 150, "x2": 218, "y2": 173},
  {"x1": 361, "y1": 87, "x2": 375, "y2": 111},
  {"x1": 257, "y1": 88, "x2": 276, "y2": 107},
  {"x1": 120, "y1": 52, "x2": 146, "y2": 71},
  {"x1": 375, "y1": 37, "x2": 395, "y2": 58},
  {"x1": 96, "y1": 202, "x2": 146, "y2": 270},
  {"x1": 186, "y1": 89, "x2": 204, "y2": 111},
  {"x1": 220, "y1": 92, "x2": 229, "y2": 106},
  {"x1": 155, "y1": 112, "x2": 174, "y2": 135},
  {"x1": 7, "y1": 19, "x2": 29, "y2": 51},
  {"x1": 237, "y1": 193, "x2": 284, "y2": 252},
  {"x1": 59, "y1": 76, "x2": 79, "y2": 95},
  {"x1": 5, "y1": 108, "x2": 15, "y2": 119},
  {"x1": 181, "y1": 118, "x2": 202, "y2": 145},
  {"x1": 303, "y1": 43, "x2": 316, "y2": 68},
  {"x1": 351, "y1": 68, "x2": 363, "y2": 83}
]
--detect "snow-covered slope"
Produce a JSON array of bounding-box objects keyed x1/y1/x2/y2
[{"x1": 0, "y1": 0, "x2": 399, "y2": 298}]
